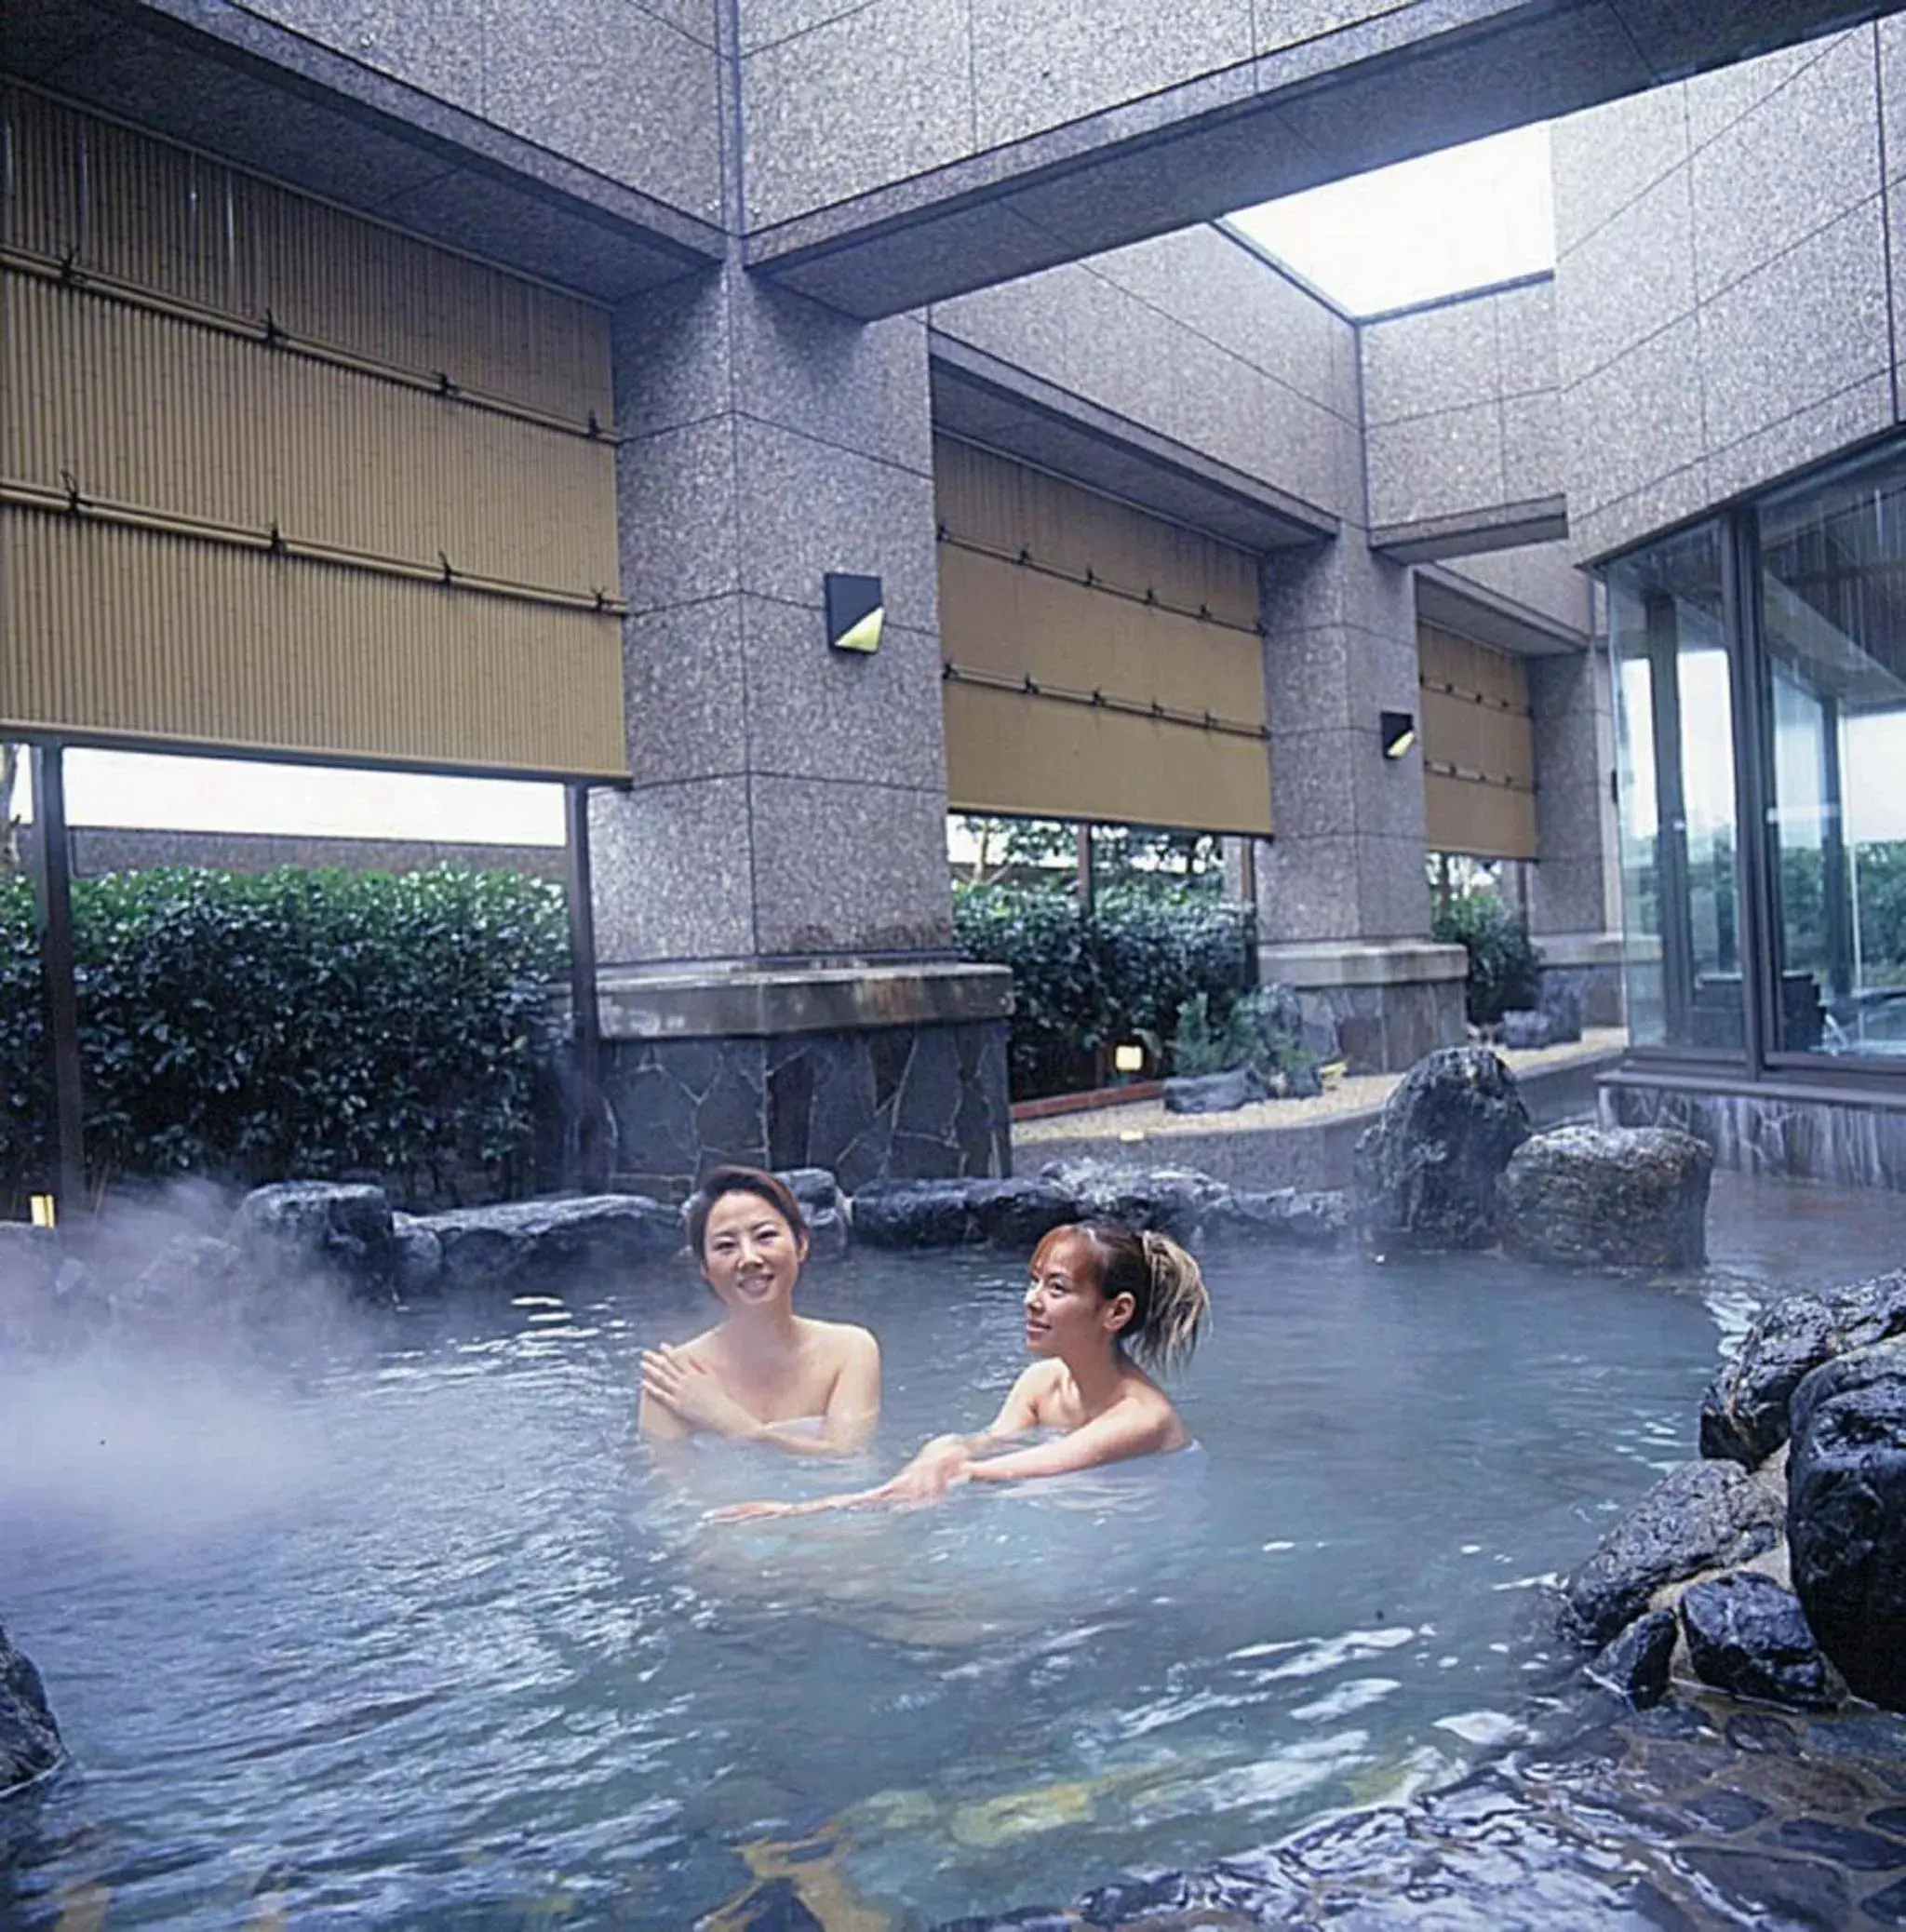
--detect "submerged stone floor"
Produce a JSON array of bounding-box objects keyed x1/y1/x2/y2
[{"x1": 933, "y1": 1694, "x2": 1906, "y2": 1931}]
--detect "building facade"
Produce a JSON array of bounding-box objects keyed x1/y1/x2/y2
[{"x1": 4, "y1": 1, "x2": 1900, "y2": 1189}]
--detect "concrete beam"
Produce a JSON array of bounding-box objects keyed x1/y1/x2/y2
[
  {"x1": 929, "y1": 334, "x2": 1337, "y2": 551},
  {"x1": 745, "y1": 2, "x2": 1886, "y2": 318},
  {"x1": 3, "y1": 0, "x2": 725, "y2": 302}
]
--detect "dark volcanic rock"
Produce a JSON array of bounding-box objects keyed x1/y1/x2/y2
[
  {"x1": 228, "y1": 1181, "x2": 397, "y2": 1293},
  {"x1": 1563, "y1": 1459, "x2": 1784, "y2": 1646},
  {"x1": 116, "y1": 1233, "x2": 245, "y2": 1319},
  {"x1": 1162, "y1": 1067, "x2": 1268, "y2": 1114},
  {"x1": 1678, "y1": 1572, "x2": 1837, "y2": 1711},
  {"x1": 964, "y1": 1179, "x2": 1080, "y2": 1248},
  {"x1": 1497, "y1": 1124, "x2": 1713, "y2": 1272},
  {"x1": 1036, "y1": 1160, "x2": 1228, "y2": 1238},
  {"x1": 1701, "y1": 1268, "x2": 1906, "y2": 1469},
  {"x1": 390, "y1": 1219, "x2": 444, "y2": 1294},
  {"x1": 1201, "y1": 1187, "x2": 1350, "y2": 1247},
  {"x1": 1788, "y1": 1342, "x2": 1906, "y2": 1711},
  {"x1": 849, "y1": 1178, "x2": 975, "y2": 1249},
  {"x1": 0, "y1": 1618, "x2": 63, "y2": 1791},
  {"x1": 774, "y1": 1167, "x2": 847, "y2": 1258},
  {"x1": 1587, "y1": 1606, "x2": 1678, "y2": 1708},
  {"x1": 415, "y1": 1195, "x2": 682, "y2": 1289},
  {"x1": 1352, "y1": 1046, "x2": 1530, "y2": 1252}
]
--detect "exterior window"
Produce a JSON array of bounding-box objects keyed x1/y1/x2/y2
[
  {"x1": 1758, "y1": 445, "x2": 1906, "y2": 1060},
  {"x1": 1606, "y1": 523, "x2": 1742, "y2": 1053}
]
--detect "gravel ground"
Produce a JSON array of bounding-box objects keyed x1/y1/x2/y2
[{"x1": 1012, "y1": 1027, "x2": 1629, "y2": 1148}]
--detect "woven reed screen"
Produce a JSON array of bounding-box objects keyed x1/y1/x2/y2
[
  {"x1": 0, "y1": 84, "x2": 627, "y2": 778},
  {"x1": 934, "y1": 437, "x2": 1270, "y2": 834},
  {"x1": 1418, "y1": 622, "x2": 1537, "y2": 860}
]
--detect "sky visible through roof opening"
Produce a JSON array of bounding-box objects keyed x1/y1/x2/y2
[
  {"x1": 1226, "y1": 124, "x2": 1555, "y2": 315},
  {"x1": 19, "y1": 128, "x2": 1557, "y2": 845}
]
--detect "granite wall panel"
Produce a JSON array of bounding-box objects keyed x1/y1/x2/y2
[{"x1": 1555, "y1": 23, "x2": 1903, "y2": 562}]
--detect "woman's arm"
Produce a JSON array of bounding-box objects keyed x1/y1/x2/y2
[
  {"x1": 756, "y1": 1329, "x2": 881, "y2": 1456},
  {"x1": 963, "y1": 1398, "x2": 1174, "y2": 1483},
  {"x1": 703, "y1": 1368, "x2": 1048, "y2": 1522}
]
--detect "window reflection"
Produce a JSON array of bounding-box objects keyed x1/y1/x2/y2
[
  {"x1": 1760, "y1": 446, "x2": 1906, "y2": 1059},
  {"x1": 1607, "y1": 524, "x2": 1742, "y2": 1053}
]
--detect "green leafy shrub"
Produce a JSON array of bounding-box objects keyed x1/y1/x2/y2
[
  {"x1": 951, "y1": 881, "x2": 1254, "y2": 1097},
  {"x1": 0, "y1": 866, "x2": 567, "y2": 1206},
  {"x1": 1430, "y1": 889, "x2": 1543, "y2": 1026},
  {"x1": 1169, "y1": 984, "x2": 1316, "y2": 1082}
]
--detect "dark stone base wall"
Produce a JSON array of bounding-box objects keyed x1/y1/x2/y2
[
  {"x1": 1540, "y1": 959, "x2": 1623, "y2": 1028},
  {"x1": 1298, "y1": 977, "x2": 1467, "y2": 1075},
  {"x1": 599, "y1": 1020, "x2": 1011, "y2": 1197},
  {"x1": 1601, "y1": 1078, "x2": 1906, "y2": 1192}
]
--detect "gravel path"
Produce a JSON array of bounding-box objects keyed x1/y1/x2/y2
[{"x1": 1012, "y1": 1027, "x2": 1629, "y2": 1148}]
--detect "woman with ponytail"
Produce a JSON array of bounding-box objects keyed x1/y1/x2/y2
[{"x1": 708, "y1": 1220, "x2": 1208, "y2": 1520}]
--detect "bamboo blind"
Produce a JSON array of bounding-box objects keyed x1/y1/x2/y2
[
  {"x1": 0, "y1": 84, "x2": 627, "y2": 779},
  {"x1": 1418, "y1": 622, "x2": 1537, "y2": 860},
  {"x1": 934, "y1": 438, "x2": 1270, "y2": 834}
]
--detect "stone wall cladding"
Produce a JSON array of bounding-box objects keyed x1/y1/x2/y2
[
  {"x1": 1600, "y1": 1080, "x2": 1906, "y2": 1192},
  {"x1": 1539, "y1": 961, "x2": 1623, "y2": 1030},
  {"x1": 601, "y1": 1020, "x2": 1009, "y2": 1195},
  {"x1": 1300, "y1": 978, "x2": 1467, "y2": 1075}
]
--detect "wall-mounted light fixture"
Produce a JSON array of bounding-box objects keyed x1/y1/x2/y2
[
  {"x1": 1113, "y1": 1042, "x2": 1146, "y2": 1075},
  {"x1": 29, "y1": 1194, "x2": 56, "y2": 1228},
  {"x1": 1380, "y1": 709, "x2": 1416, "y2": 760},
  {"x1": 825, "y1": 572, "x2": 884, "y2": 654}
]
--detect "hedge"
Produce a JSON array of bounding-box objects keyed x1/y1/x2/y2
[
  {"x1": 1, "y1": 866, "x2": 568, "y2": 1206},
  {"x1": 951, "y1": 880, "x2": 1255, "y2": 1096},
  {"x1": 1430, "y1": 889, "x2": 1543, "y2": 1026}
]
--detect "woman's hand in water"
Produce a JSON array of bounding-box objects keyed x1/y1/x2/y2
[
  {"x1": 703, "y1": 1486, "x2": 889, "y2": 1523},
  {"x1": 878, "y1": 1435, "x2": 973, "y2": 1504},
  {"x1": 640, "y1": 1346, "x2": 757, "y2": 1439}
]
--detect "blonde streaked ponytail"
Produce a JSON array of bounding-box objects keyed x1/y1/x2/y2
[{"x1": 1063, "y1": 1221, "x2": 1212, "y2": 1375}]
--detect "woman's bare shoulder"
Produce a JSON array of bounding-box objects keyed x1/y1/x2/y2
[{"x1": 799, "y1": 1316, "x2": 879, "y2": 1359}]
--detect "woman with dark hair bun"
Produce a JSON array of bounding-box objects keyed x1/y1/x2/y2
[
  {"x1": 709, "y1": 1219, "x2": 1208, "y2": 1519},
  {"x1": 639, "y1": 1166, "x2": 879, "y2": 1456}
]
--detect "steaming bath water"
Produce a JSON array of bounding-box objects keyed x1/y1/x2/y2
[{"x1": 0, "y1": 1174, "x2": 1899, "y2": 1929}]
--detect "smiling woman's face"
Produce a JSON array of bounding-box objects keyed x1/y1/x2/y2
[
  {"x1": 1023, "y1": 1228, "x2": 1130, "y2": 1359},
  {"x1": 699, "y1": 1188, "x2": 806, "y2": 1314}
]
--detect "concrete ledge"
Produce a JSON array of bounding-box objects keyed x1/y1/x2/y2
[
  {"x1": 1535, "y1": 931, "x2": 1624, "y2": 970},
  {"x1": 1258, "y1": 940, "x2": 1469, "y2": 989},
  {"x1": 1369, "y1": 496, "x2": 1569, "y2": 563},
  {"x1": 597, "y1": 959, "x2": 1013, "y2": 1040}
]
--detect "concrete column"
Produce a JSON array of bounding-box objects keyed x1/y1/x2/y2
[
  {"x1": 1528, "y1": 641, "x2": 1625, "y2": 1024},
  {"x1": 1254, "y1": 540, "x2": 1466, "y2": 1070},
  {"x1": 585, "y1": 259, "x2": 1010, "y2": 1192}
]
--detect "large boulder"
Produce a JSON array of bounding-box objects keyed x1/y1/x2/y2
[
  {"x1": 1701, "y1": 1269, "x2": 1906, "y2": 1469},
  {"x1": 413, "y1": 1195, "x2": 682, "y2": 1289},
  {"x1": 227, "y1": 1181, "x2": 397, "y2": 1294},
  {"x1": 1562, "y1": 1458, "x2": 1784, "y2": 1647},
  {"x1": 1678, "y1": 1572, "x2": 1837, "y2": 1711},
  {"x1": 1497, "y1": 1125, "x2": 1713, "y2": 1272},
  {"x1": 1163, "y1": 1068, "x2": 1268, "y2": 1115},
  {"x1": 1352, "y1": 1047, "x2": 1530, "y2": 1253},
  {"x1": 0, "y1": 1619, "x2": 63, "y2": 1792},
  {"x1": 1786, "y1": 1342, "x2": 1906, "y2": 1711}
]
